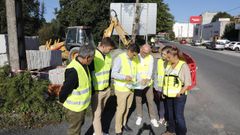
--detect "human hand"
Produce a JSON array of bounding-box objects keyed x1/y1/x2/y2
[
  {"x1": 176, "y1": 92, "x2": 183, "y2": 97},
  {"x1": 141, "y1": 79, "x2": 150, "y2": 86},
  {"x1": 125, "y1": 76, "x2": 133, "y2": 81}
]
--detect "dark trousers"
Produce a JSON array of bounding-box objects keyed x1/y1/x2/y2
[
  {"x1": 153, "y1": 90, "x2": 167, "y2": 120},
  {"x1": 166, "y1": 95, "x2": 187, "y2": 135}
]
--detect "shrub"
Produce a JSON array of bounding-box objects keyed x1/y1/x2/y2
[{"x1": 0, "y1": 65, "x2": 64, "y2": 129}]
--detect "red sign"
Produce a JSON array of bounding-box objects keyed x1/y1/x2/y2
[{"x1": 190, "y1": 16, "x2": 202, "y2": 24}]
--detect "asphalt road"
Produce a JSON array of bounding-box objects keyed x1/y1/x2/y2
[
  {"x1": 1, "y1": 42, "x2": 240, "y2": 135},
  {"x1": 170, "y1": 42, "x2": 240, "y2": 135}
]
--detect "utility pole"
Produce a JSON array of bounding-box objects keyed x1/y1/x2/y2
[
  {"x1": 5, "y1": 0, "x2": 27, "y2": 71},
  {"x1": 132, "y1": 0, "x2": 141, "y2": 44}
]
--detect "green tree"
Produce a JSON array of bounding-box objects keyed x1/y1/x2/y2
[
  {"x1": 0, "y1": 0, "x2": 7, "y2": 34},
  {"x1": 40, "y1": 1, "x2": 46, "y2": 23},
  {"x1": 222, "y1": 23, "x2": 238, "y2": 41},
  {"x1": 38, "y1": 19, "x2": 61, "y2": 45},
  {"x1": 211, "y1": 12, "x2": 233, "y2": 22},
  {"x1": 0, "y1": 0, "x2": 46, "y2": 35},
  {"x1": 57, "y1": 0, "x2": 111, "y2": 43},
  {"x1": 57, "y1": 0, "x2": 174, "y2": 43}
]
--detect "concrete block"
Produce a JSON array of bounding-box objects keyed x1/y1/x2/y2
[
  {"x1": 26, "y1": 50, "x2": 62, "y2": 70},
  {"x1": 0, "y1": 54, "x2": 8, "y2": 67},
  {"x1": 0, "y1": 34, "x2": 7, "y2": 54},
  {"x1": 48, "y1": 67, "x2": 65, "y2": 85}
]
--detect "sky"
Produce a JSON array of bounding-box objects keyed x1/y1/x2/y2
[
  {"x1": 39, "y1": 0, "x2": 59, "y2": 22},
  {"x1": 164, "y1": 0, "x2": 240, "y2": 22},
  {"x1": 40, "y1": 0, "x2": 240, "y2": 22}
]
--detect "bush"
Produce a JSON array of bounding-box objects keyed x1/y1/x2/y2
[{"x1": 0, "y1": 65, "x2": 64, "y2": 129}]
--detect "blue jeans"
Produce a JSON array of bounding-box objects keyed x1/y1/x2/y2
[{"x1": 166, "y1": 95, "x2": 187, "y2": 135}]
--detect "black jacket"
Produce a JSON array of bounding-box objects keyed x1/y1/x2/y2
[{"x1": 59, "y1": 58, "x2": 88, "y2": 103}]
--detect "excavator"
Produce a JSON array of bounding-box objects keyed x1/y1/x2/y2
[
  {"x1": 43, "y1": 10, "x2": 131, "y2": 61},
  {"x1": 42, "y1": 26, "x2": 95, "y2": 60}
]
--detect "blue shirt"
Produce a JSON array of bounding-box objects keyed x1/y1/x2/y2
[{"x1": 111, "y1": 52, "x2": 132, "y2": 81}]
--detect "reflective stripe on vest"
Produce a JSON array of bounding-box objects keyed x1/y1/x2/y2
[
  {"x1": 163, "y1": 61, "x2": 185, "y2": 98},
  {"x1": 92, "y1": 50, "x2": 112, "y2": 91},
  {"x1": 63, "y1": 59, "x2": 91, "y2": 112},
  {"x1": 113, "y1": 52, "x2": 138, "y2": 92},
  {"x1": 137, "y1": 54, "x2": 153, "y2": 86},
  {"x1": 65, "y1": 97, "x2": 91, "y2": 105},
  {"x1": 71, "y1": 87, "x2": 90, "y2": 95}
]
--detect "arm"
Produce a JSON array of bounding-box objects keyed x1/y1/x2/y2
[
  {"x1": 178, "y1": 64, "x2": 192, "y2": 96},
  {"x1": 59, "y1": 68, "x2": 78, "y2": 103},
  {"x1": 111, "y1": 56, "x2": 126, "y2": 80},
  {"x1": 153, "y1": 59, "x2": 160, "y2": 91},
  {"x1": 147, "y1": 55, "x2": 154, "y2": 79}
]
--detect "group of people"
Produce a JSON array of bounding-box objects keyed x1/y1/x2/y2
[{"x1": 59, "y1": 37, "x2": 192, "y2": 135}]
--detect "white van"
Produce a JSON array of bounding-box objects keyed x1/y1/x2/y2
[{"x1": 217, "y1": 39, "x2": 230, "y2": 44}]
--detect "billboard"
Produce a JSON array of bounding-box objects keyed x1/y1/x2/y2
[
  {"x1": 190, "y1": 16, "x2": 202, "y2": 24},
  {"x1": 110, "y1": 3, "x2": 157, "y2": 35}
]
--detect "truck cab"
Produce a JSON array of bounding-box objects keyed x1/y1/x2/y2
[{"x1": 65, "y1": 26, "x2": 95, "y2": 60}]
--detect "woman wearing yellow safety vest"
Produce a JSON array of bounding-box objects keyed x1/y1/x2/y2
[
  {"x1": 154, "y1": 46, "x2": 172, "y2": 126},
  {"x1": 161, "y1": 46, "x2": 191, "y2": 135}
]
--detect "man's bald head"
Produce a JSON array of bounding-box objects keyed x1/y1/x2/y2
[{"x1": 140, "y1": 44, "x2": 151, "y2": 57}]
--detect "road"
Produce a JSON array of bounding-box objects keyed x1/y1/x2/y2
[
  {"x1": 171, "y1": 42, "x2": 240, "y2": 135},
  {"x1": 1, "y1": 42, "x2": 240, "y2": 135}
]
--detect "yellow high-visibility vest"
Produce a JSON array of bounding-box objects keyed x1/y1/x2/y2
[
  {"x1": 156, "y1": 58, "x2": 166, "y2": 89},
  {"x1": 113, "y1": 52, "x2": 138, "y2": 92},
  {"x1": 92, "y1": 50, "x2": 112, "y2": 91},
  {"x1": 163, "y1": 60, "x2": 185, "y2": 98},
  {"x1": 63, "y1": 59, "x2": 91, "y2": 112},
  {"x1": 137, "y1": 54, "x2": 153, "y2": 86}
]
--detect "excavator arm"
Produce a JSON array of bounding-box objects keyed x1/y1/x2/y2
[{"x1": 103, "y1": 10, "x2": 132, "y2": 47}]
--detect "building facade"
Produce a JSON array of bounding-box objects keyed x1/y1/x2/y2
[
  {"x1": 201, "y1": 12, "x2": 217, "y2": 24},
  {"x1": 192, "y1": 12, "x2": 231, "y2": 42},
  {"x1": 173, "y1": 22, "x2": 194, "y2": 39},
  {"x1": 193, "y1": 20, "x2": 230, "y2": 41}
]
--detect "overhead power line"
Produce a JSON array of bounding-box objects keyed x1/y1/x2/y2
[{"x1": 225, "y1": 6, "x2": 240, "y2": 13}]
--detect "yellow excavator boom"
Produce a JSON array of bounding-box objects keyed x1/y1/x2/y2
[{"x1": 103, "y1": 10, "x2": 132, "y2": 47}]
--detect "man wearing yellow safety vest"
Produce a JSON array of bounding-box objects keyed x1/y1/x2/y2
[
  {"x1": 59, "y1": 45, "x2": 95, "y2": 135},
  {"x1": 89, "y1": 37, "x2": 116, "y2": 135},
  {"x1": 160, "y1": 46, "x2": 191, "y2": 135},
  {"x1": 111, "y1": 44, "x2": 140, "y2": 135},
  {"x1": 135, "y1": 44, "x2": 159, "y2": 127}
]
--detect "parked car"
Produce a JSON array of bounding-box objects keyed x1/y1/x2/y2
[
  {"x1": 217, "y1": 39, "x2": 230, "y2": 44},
  {"x1": 203, "y1": 41, "x2": 212, "y2": 47},
  {"x1": 229, "y1": 42, "x2": 240, "y2": 52},
  {"x1": 206, "y1": 41, "x2": 224, "y2": 50},
  {"x1": 225, "y1": 41, "x2": 235, "y2": 49},
  {"x1": 192, "y1": 40, "x2": 211, "y2": 46},
  {"x1": 151, "y1": 42, "x2": 164, "y2": 53},
  {"x1": 192, "y1": 40, "x2": 201, "y2": 46},
  {"x1": 180, "y1": 39, "x2": 187, "y2": 44}
]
